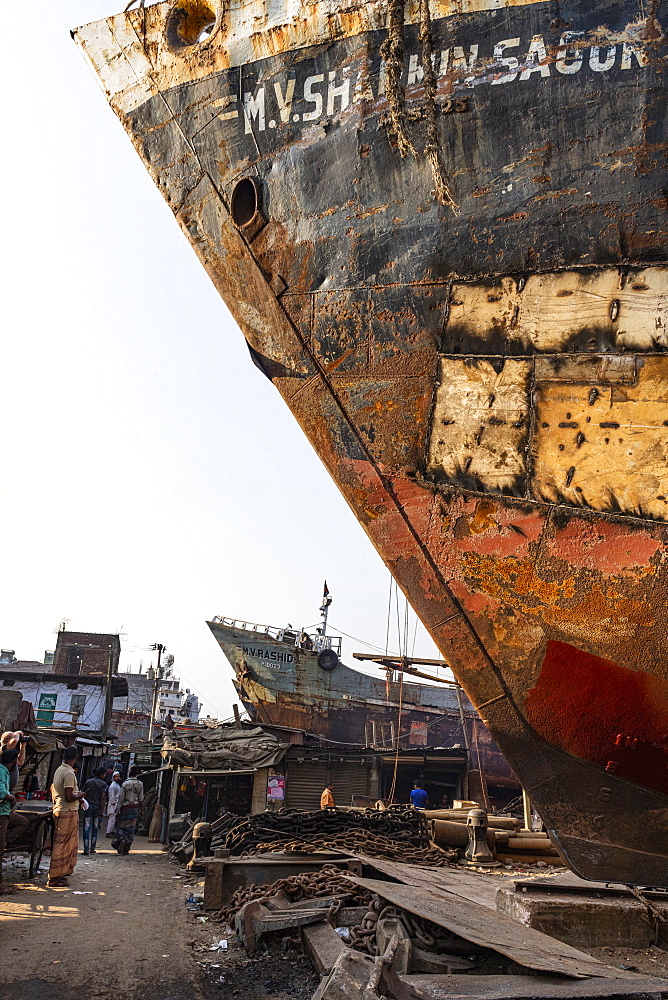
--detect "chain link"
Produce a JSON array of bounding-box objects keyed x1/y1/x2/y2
[{"x1": 213, "y1": 864, "x2": 371, "y2": 925}]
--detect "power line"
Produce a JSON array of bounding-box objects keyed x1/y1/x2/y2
[
  {"x1": 328, "y1": 623, "x2": 401, "y2": 656},
  {"x1": 165, "y1": 665, "x2": 226, "y2": 719}
]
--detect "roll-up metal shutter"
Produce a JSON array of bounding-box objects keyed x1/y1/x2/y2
[
  {"x1": 329, "y1": 762, "x2": 370, "y2": 808},
  {"x1": 285, "y1": 760, "x2": 328, "y2": 810}
]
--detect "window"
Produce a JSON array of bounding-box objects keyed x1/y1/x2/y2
[
  {"x1": 70, "y1": 693, "x2": 87, "y2": 716},
  {"x1": 66, "y1": 647, "x2": 83, "y2": 675}
]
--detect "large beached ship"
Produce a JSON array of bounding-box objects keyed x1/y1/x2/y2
[
  {"x1": 75, "y1": 0, "x2": 668, "y2": 885},
  {"x1": 207, "y1": 612, "x2": 519, "y2": 801}
]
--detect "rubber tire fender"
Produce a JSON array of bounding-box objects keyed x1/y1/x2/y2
[{"x1": 317, "y1": 649, "x2": 339, "y2": 671}]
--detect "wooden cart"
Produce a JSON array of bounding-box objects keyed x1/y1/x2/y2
[{"x1": 8, "y1": 800, "x2": 54, "y2": 877}]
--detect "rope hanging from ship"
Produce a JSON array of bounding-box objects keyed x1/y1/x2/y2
[{"x1": 381, "y1": 0, "x2": 458, "y2": 212}]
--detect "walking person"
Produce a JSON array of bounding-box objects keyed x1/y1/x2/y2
[
  {"x1": 410, "y1": 780, "x2": 429, "y2": 810},
  {"x1": 48, "y1": 747, "x2": 85, "y2": 888},
  {"x1": 112, "y1": 766, "x2": 144, "y2": 855},
  {"x1": 106, "y1": 772, "x2": 122, "y2": 837},
  {"x1": 81, "y1": 766, "x2": 108, "y2": 855},
  {"x1": 320, "y1": 782, "x2": 335, "y2": 809}
]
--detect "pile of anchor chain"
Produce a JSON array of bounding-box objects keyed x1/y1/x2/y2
[
  {"x1": 214, "y1": 865, "x2": 371, "y2": 926},
  {"x1": 350, "y1": 895, "x2": 472, "y2": 957},
  {"x1": 223, "y1": 806, "x2": 453, "y2": 865}
]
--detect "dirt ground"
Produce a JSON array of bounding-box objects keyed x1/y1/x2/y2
[{"x1": 0, "y1": 834, "x2": 316, "y2": 1000}]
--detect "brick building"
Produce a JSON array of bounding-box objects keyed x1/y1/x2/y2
[{"x1": 53, "y1": 631, "x2": 121, "y2": 678}]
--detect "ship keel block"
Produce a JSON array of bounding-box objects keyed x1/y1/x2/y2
[{"x1": 75, "y1": 0, "x2": 668, "y2": 885}]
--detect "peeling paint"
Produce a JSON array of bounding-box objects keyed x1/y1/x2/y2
[{"x1": 76, "y1": 0, "x2": 668, "y2": 885}]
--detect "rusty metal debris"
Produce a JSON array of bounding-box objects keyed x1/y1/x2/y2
[
  {"x1": 171, "y1": 811, "x2": 239, "y2": 865},
  {"x1": 213, "y1": 865, "x2": 371, "y2": 926},
  {"x1": 222, "y1": 806, "x2": 455, "y2": 866},
  {"x1": 345, "y1": 875, "x2": 646, "y2": 980},
  {"x1": 218, "y1": 866, "x2": 372, "y2": 954},
  {"x1": 199, "y1": 843, "x2": 668, "y2": 998}
]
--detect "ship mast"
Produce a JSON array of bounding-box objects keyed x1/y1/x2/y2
[{"x1": 319, "y1": 580, "x2": 332, "y2": 636}]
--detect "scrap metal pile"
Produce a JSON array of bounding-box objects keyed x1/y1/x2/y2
[
  {"x1": 171, "y1": 811, "x2": 240, "y2": 864},
  {"x1": 348, "y1": 894, "x2": 492, "y2": 967},
  {"x1": 214, "y1": 864, "x2": 371, "y2": 926},
  {"x1": 222, "y1": 806, "x2": 454, "y2": 865},
  {"x1": 426, "y1": 806, "x2": 562, "y2": 864},
  {"x1": 207, "y1": 859, "x2": 668, "y2": 1000}
]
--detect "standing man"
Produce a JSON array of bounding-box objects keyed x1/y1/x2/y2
[
  {"x1": 0, "y1": 746, "x2": 30, "y2": 844},
  {"x1": 81, "y1": 766, "x2": 108, "y2": 855},
  {"x1": 0, "y1": 754, "x2": 16, "y2": 893},
  {"x1": 106, "y1": 771, "x2": 123, "y2": 837},
  {"x1": 0, "y1": 732, "x2": 27, "y2": 790},
  {"x1": 410, "y1": 781, "x2": 429, "y2": 810},
  {"x1": 320, "y1": 782, "x2": 335, "y2": 809},
  {"x1": 48, "y1": 747, "x2": 85, "y2": 888},
  {"x1": 112, "y1": 766, "x2": 144, "y2": 855}
]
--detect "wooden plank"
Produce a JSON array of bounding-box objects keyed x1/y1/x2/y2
[
  {"x1": 400, "y1": 973, "x2": 667, "y2": 1000},
  {"x1": 346, "y1": 877, "x2": 637, "y2": 980}
]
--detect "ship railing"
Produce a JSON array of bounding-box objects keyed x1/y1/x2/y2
[
  {"x1": 312, "y1": 634, "x2": 342, "y2": 656},
  {"x1": 212, "y1": 616, "x2": 342, "y2": 654},
  {"x1": 212, "y1": 616, "x2": 285, "y2": 639}
]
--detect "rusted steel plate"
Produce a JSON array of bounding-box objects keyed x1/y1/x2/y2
[
  {"x1": 75, "y1": 0, "x2": 668, "y2": 888},
  {"x1": 345, "y1": 876, "x2": 638, "y2": 980},
  {"x1": 354, "y1": 856, "x2": 503, "y2": 909},
  {"x1": 399, "y1": 974, "x2": 668, "y2": 999},
  {"x1": 428, "y1": 353, "x2": 668, "y2": 517}
]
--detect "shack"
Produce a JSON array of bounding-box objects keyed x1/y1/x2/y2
[
  {"x1": 283, "y1": 745, "x2": 468, "y2": 810},
  {"x1": 161, "y1": 725, "x2": 288, "y2": 825},
  {"x1": 158, "y1": 722, "x2": 469, "y2": 830}
]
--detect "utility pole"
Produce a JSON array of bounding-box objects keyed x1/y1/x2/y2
[
  {"x1": 148, "y1": 643, "x2": 166, "y2": 742},
  {"x1": 102, "y1": 648, "x2": 114, "y2": 742}
]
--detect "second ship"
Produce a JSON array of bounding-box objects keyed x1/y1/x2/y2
[{"x1": 207, "y1": 592, "x2": 518, "y2": 804}]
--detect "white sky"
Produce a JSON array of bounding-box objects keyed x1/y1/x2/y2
[{"x1": 1, "y1": 1, "x2": 441, "y2": 721}]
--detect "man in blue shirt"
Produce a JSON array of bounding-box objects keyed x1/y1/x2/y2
[
  {"x1": 410, "y1": 781, "x2": 429, "y2": 810},
  {"x1": 0, "y1": 760, "x2": 16, "y2": 893}
]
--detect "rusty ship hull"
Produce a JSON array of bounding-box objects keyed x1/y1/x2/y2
[
  {"x1": 207, "y1": 618, "x2": 518, "y2": 792},
  {"x1": 76, "y1": 0, "x2": 668, "y2": 885}
]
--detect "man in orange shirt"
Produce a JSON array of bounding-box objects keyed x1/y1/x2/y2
[{"x1": 320, "y1": 782, "x2": 335, "y2": 809}]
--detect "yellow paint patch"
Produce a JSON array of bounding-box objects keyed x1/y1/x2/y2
[
  {"x1": 461, "y1": 551, "x2": 575, "y2": 609},
  {"x1": 533, "y1": 356, "x2": 668, "y2": 520},
  {"x1": 427, "y1": 358, "x2": 531, "y2": 492},
  {"x1": 468, "y1": 500, "x2": 499, "y2": 535}
]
